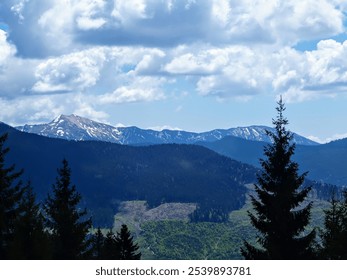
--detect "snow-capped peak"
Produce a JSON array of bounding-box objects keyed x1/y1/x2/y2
[{"x1": 16, "y1": 115, "x2": 319, "y2": 146}]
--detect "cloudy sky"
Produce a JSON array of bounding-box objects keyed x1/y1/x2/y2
[{"x1": 1, "y1": 0, "x2": 347, "y2": 142}]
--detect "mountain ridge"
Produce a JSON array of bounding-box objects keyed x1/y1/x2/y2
[
  {"x1": 16, "y1": 114, "x2": 318, "y2": 146},
  {"x1": 0, "y1": 122, "x2": 256, "y2": 226}
]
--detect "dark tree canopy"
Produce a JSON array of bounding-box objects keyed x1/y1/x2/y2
[
  {"x1": 101, "y1": 229, "x2": 120, "y2": 260},
  {"x1": 241, "y1": 98, "x2": 315, "y2": 260},
  {"x1": 91, "y1": 225, "x2": 141, "y2": 260},
  {"x1": 0, "y1": 133, "x2": 24, "y2": 259},
  {"x1": 44, "y1": 159, "x2": 92, "y2": 260},
  {"x1": 115, "y1": 224, "x2": 141, "y2": 260},
  {"x1": 319, "y1": 190, "x2": 347, "y2": 259},
  {"x1": 9, "y1": 182, "x2": 51, "y2": 259},
  {"x1": 91, "y1": 227, "x2": 105, "y2": 260}
]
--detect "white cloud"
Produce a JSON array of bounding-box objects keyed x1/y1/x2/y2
[
  {"x1": 32, "y1": 48, "x2": 106, "y2": 93},
  {"x1": 211, "y1": 0, "x2": 231, "y2": 27},
  {"x1": 308, "y1": 132, "x2": 347, "y2": 144},
  {"x1": 325, "y1": 133, "x2": 347, "y2": 143},
  {"x1": 0, "y1": 30, "x2": 16, "y2": 65},
  {"x1": 1, "y1": 0, "x2": 347, "y2": 128},
  {"x1": 164, "y1": 48, "x2": 229, "y2": 75},
  {"x1": 147, "y1": 125, "x2": 182, "y2": 131},
  {"x1": 0, "y1": 95, "x2": 65, "y2": 125},
  {"x1": 2, "y1": 0, "x2": 346, "y2": 59},
  {"x1": 112, "y1": 0, "x2": 149, "y2": 23},
  {"x1": 98, "y1": 75, "x2": 166, "y2": 104},
  {"x1": 274, "y1": 40, "x2": 347, "y2": 102},
  {"x1": 76, "y1": 17, "x2": 106, "y2": 30},
  {"x1": 0, "y1": 92, "x2": 108, "y2": 126}
]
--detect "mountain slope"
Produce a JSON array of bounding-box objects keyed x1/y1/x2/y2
[
  {"x1": 0, "y1": 122, "x2": 256, "y2": 226},
  {"x1": 200, "y1": 136, "x2": 347, "y2": 186},
  {"x1": 16, "y1": 114, "x2": 318, "y2": 146}
]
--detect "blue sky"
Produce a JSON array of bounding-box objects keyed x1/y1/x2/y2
[{"x1": 1, "y1": 0, "x2": 347, "y2": 143}]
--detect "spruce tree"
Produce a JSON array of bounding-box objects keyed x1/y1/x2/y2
[
  {"x1": 115, "y1": 224, "x2": 141, "y2": 260},
  {"x1": 9, "y1": 182, "x2": 51, "y2": 259},
  {"x1": 320, "y1": 191, "x2": 347, "y2": 259},
  {"x1": 91, "y1": 227, "x2": 105, "y2": 260},
  {"x1": 241, "y1": 98, "x2": 315, "y2": 259},
  {"x1": 101, "y1": 229, "x2": 120, "y2": 259},
  {"x1": 44, "y1": 159, "x2": 92, "y2": 259},
  {"x1": 0, "y1": 133, "x2": 24, "y2": 259}
]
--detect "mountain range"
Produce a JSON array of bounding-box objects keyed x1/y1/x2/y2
[
  {"x1": 16, "y1": 114, "x2": 318, "y2": 146},
  {"x1": 0, "y1": 122, "x2": 256, "y2": 226},
  {"x1": 0, "y1": 119, "x2": 342, "y2": 227}
]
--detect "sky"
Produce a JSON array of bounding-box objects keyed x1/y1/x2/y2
[{"x1": 1, "y1": 0, "x2": 347, "y2": 143}]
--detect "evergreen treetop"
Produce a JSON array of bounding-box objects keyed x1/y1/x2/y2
[
  {"x1": 320, "y1": 190, "x2": 347, "y2": 259},
  {"x1": 9, "y1": 182, "x2": 51, "y2": 259},
  {"x1": 241, "y1": 98, "x2": 315, "y2": 260},
  {"x1": 0, "y1": 133, "x2": 24, "y2": 259},
  {"x1": 44, "y1": 159, "x2": 92, "y2": 259},
  {"x1": 115, "y1": 224, "x2": 141, "y2": 260}
]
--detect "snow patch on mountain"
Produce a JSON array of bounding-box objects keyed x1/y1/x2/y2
[{"x1": 16, "y1": 114, "x2": 319, "y2": 146}]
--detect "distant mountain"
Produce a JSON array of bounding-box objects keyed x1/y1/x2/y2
[
  {"x1": 0, "y1": 122, "x2": 257, "y2": 226},
  {"x1": 200, "y1": 136, "x2": 347, "y2": 187},
  {"x1": 16, "y1": 114, "x2": 318, "y2": 146}
]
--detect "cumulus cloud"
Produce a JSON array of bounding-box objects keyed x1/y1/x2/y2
[
  {"x1": 3, "y1": 0, "x2": 343, "y2": 58},
  {"x1": 0, "y1": 30, "x2": 16, "y2": 65},
  {"x1": 273, "y1": 40, "x2": 347, "y2": 102},
  {"x1": 98, "y1": 74, "x2": 167, "y2": 104},
  {"x1": 0, "y1": 92, "x2": 108, "y2": 126},
  {"x1": 32, "y1": 48, "x2": 106, "y2": 93},
  {"x1": 1, "y1": 0, "x2": 347, "y2": 127}
]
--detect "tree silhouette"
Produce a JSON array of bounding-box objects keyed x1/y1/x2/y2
[
  {"x1": 91, "y1": 227, "x2": 106, "y2": 260},
  {"x1": 320, "y1": 190, "x2": 347, "y2": 259},
  {"x1": 241, "y1": 98, "x2": 315, "y2": 259},
  {"x1": 101, "y1": 229, "x2": 120, "y2": 259},
  {"x1": 9, "y1": 182, "x2": 51, "y2": 259},
  {"x1": 115, "y1": 224, "x2": 141, "y2": 260},
  {"x1": 44, "y1": 159, "x2": 92, "y2": 259},
  {"x1": 0, "y1": 133, "x2": 24, "y2": 259}
]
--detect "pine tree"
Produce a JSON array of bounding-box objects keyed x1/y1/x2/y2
[
  {"x1": 320, "y1": 190, "x2": 347, "y2": 259},
  {"x1": 0, "y1": 133, "x2": 24, "y2": 259},
  {"x1": 44, "y1": 159, "x2": 92, "y2": 259},
  {"x1": 241, "y1": 98, "x2": 315, "y2": 259},
  {"x1": 115, "y1": 224, "x2": 141, "y2": 260},
  {"x1": 91, "y1": 227, "x2": 105, "y2": 260},
  {"x1": 9, "y1": 182, "x2": 51, "y2": 259},
  {"x1": 101, "y1": 229, "x2": 120, "y2": 259}
]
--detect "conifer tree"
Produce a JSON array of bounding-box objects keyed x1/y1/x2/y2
[
  {"x1": 241, "y1": 98, "x2": 315, "y2": 259},
  {"x1": 115, "y1": 224, "x2": 141, "y2": 260},
  {"x1": 9, "y1": 182, "x2": 51, "y2": 259},
  {"x1": 0, "y1": 133, "x2": 24, "y2": 259},
  {"x1": 44, "y1": 159, "x2": 92, "y2": 259},
  {"x1": 320, "y1": 191, "x2": 347, "y2": 259},
  {"x1": 101, "y1": 229, "x2": 120, "y2": 259},
  {"x1": 92, "y1": 227, "x2": 105, "y2": 260}
]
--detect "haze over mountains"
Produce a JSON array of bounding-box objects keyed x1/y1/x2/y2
[{"x1": 16, "y1": 114, "x2": 318, "y2": 146}]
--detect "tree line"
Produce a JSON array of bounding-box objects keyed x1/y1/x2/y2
[
  {"x1": 0, "y1": 133, "x2": 141, "y2": 260},
  {"x1": 241, "y1": 98, "x2": 347, "y2": 259}
]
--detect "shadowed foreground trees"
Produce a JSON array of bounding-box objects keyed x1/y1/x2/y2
[
  {"x1": 241, "y1": 98, "x2": 316, "y2": 259},
  {"x1": 319, "y1": 190, "x2": 347, "y2": 259},
  {"x1": 91, "y1": 225, "x2": 141, "y2": 260},
  {"x1": 0, "y1": 133, "x2": 24, "y2": 259},
  {"x1": 44, "y1": 159, "x2": 92, "y2": 259},
  {"x1": 0, "y1": 132, "x2": 141, "y2": 260},
  {"x1": 9, "y1": 182, "x2": 51, "y2": 259}
]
